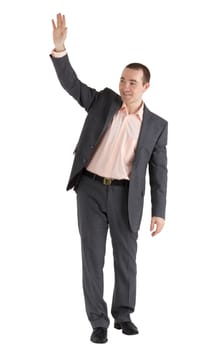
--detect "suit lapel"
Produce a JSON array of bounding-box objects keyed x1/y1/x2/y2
[
  {"x1": 97, "y1": 94, "x2": 122, "y2": 141},
  {"x1": 133, "y1": 105, "x2": 151, "y2": 163}
]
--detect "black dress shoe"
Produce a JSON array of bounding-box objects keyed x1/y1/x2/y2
[
  {"x1": 90, "y1": 327, "x2": 108, "y2": 343},
  {"x1": 114, "y1": 321, "x2": 139, "y2": 335}
]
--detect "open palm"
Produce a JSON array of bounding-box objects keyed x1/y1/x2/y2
[{"x1": 52, "y1": 13, "x2": 67, "y2": 51}]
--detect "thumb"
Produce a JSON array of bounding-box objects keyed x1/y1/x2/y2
[{"x1": 150, "y1": 218, "x2": 155, "y2": 232}]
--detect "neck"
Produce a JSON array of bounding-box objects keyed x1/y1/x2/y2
[{"x1": 125, "y1": 100, "x2": 143, "y2": 114}]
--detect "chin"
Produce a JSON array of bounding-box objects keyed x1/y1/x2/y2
[{"x1": 121, "y1": 96, "x2": 131, "y2": 102}]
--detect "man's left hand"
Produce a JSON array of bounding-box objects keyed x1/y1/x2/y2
[{"x1": 150, "y1": 217, "x2": 165, "y2": 237}]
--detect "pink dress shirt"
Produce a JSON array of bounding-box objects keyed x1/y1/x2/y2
[
  {"x1": 87, "y1": 104, "x2": 143, "y2": 180},
  {"x1": 52, "y1": 50, "x2": 144, "y2": 180}
]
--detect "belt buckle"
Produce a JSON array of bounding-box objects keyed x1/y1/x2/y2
[{"x1": 103, "y1": 177, "x2": 112, "y2": 185}]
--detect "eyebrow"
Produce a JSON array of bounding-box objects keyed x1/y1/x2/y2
[{"x1": 120, "y1": 77, "x2": 138, "y2": 83}]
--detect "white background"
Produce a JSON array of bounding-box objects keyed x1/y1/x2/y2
[{"x1": 0, "y1": 0, "x2": 206, "y2": 349}]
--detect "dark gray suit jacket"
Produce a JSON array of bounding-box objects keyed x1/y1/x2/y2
[{"x1": 50, "y1": 54, "x2": 168, "y2": 232}]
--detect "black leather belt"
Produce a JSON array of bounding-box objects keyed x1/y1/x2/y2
[{"x1": 83, "y1": 169, "x2": 129, "y2": 186}]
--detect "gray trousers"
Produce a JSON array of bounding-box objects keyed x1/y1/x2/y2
[{"x1": 76, "y1": 174, "x2": 138, "y2": 329}]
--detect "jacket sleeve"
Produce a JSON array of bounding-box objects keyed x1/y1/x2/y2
[
  {"x1": 50, "y1": 54, "x2": 98, "y2": 112},
  {"x1": 149, "y1": 122, "x2": 168, "y2": 219}
]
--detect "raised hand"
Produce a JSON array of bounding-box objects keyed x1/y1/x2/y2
[{"x1": 52, "y1": 13, "x2": 67, "y2": 52}]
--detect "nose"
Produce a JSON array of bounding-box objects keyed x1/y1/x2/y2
[{"x1": 123, "y1": 81, "x2": 130, "y2": 91}]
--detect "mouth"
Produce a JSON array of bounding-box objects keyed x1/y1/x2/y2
[
  {"x1": 122, "y1": 92, "x2": 132, "y2": 95},
  {"x1": 122, "y1": 94, "x2": 132, "y2": 98}
]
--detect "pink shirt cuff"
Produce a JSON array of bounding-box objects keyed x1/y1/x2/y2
[{"x1": 51, "y1": 49, "x2": 67, "y2": 58}]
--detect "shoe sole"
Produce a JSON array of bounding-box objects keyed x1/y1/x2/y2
[
  {"x1": 90, "y1": 338, "x2": 108, "y2": 344},
  {"x1": 114, "y1": 323, "x2": 139, "y2": 335}
]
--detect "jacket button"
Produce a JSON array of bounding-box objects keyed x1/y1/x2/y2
[
  {"x1": 90, "y1": 145, "x2": 94, "y2": 149},
  {"x1": 83, "y1": 159, "x2": 87, "y2": 164}
]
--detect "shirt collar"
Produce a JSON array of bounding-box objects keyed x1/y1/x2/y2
[{"x1": 120, "y1": 102, "x2": 144, "y2": 121}]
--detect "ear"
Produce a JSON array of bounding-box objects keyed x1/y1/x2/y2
[{"x1": 143, "y1": 82, "x2": 150, "y2": 92}]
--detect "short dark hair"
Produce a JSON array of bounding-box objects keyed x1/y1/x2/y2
[{"x1": 126, "y1": 63, "x2": 151, "y2": 84}]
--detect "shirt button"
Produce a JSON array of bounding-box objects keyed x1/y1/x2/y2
[
  {"x1": 83, "y1": 158, "x2": 87, "y2": 164},
  {"x1": 90, "y1": 145, "x2": 94, "y2": 149}
]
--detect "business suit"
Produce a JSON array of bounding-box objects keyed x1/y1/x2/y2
[
  {"x1": 50, "y1": 53, "x2": 168, "y2": 328},
  {"x1": 51, "y1": 54, "x2": 168, "y2": 229}
]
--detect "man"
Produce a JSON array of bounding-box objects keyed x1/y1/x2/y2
[{"x1": 50, "y1": 13, "x2": 168, "y2": 344}]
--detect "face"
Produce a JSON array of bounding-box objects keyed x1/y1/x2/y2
[{"x1": 119, "y1": 68, "x2": 150, "y2": 106}]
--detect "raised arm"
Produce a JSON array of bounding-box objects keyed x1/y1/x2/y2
[{"x1": 51, "y1": 13, "x2": 97, "y2": 111}]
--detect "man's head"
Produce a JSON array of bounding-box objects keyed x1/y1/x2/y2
[{"x1": 119, "y1": 63, "x2": 150, "y2": 108}]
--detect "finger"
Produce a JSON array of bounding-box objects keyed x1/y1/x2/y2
[
  {"x1": 57, "y1": 13, "x2": 62, "y2": 27},
  {"x1": 151, "y1": 225, "x2": 159, "y2": 236},
  {"x1": 151, "y1": 230, "x2": 158, "y2": 237},
  {"x1": 52, "y1": 19, "x2": 56, "y2": 30},
  {"x1": 151, "y1": 223, "x2": 163, "y2": 237},
  {"x1": 150, "y1": 219, "x2": 155, "y2": 232},
  {"x1": 62, "y1": 14, "x2": 66, "y2": 27}
]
